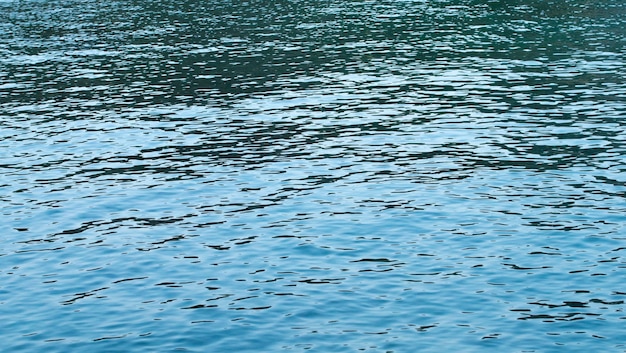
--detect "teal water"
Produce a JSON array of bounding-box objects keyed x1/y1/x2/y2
[{"x1": 2, "y1": 0, "x2": 626, "y2": 351}]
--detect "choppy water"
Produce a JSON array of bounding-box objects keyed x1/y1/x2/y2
[{"x1": 2, "y1": 0, "x2": 626, "y2": 351}]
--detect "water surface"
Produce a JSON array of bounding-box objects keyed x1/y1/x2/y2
[{"x1": 2, "y1": 0, "x2": 626, "y2": 352}]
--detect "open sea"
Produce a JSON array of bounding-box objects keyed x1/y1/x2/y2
[{"x1": 2, "y1": 0, "x2": 626, "y2": 351}]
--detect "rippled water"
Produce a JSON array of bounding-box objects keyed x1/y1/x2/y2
[{"x1": 2, "y1": 0, "x2": 626, "y2": 351}]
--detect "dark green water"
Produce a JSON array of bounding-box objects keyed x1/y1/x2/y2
[{"x1": 2, "y1": 0, "x2": 626, "y2": 352}]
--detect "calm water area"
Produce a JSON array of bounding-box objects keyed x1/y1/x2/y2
[{"x1": 2, "y1": 0, "x2": 626, "y2": 351}]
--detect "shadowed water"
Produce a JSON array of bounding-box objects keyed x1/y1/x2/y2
[{"x1": 2, "y1": 0, "x2": 626, "y2": 351}]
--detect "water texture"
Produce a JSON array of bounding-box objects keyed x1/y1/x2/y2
[{"x1": 1, "y1": 0, "x2": 626, "y2": 351}]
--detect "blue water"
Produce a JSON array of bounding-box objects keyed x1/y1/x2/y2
[{"x1": 2, "y1": 0, "x2": 626, "y2": 351}]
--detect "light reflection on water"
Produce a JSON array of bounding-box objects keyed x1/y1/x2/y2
[{"x1": 1, "y1": 0, "x2": 626, "y2": 351}]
